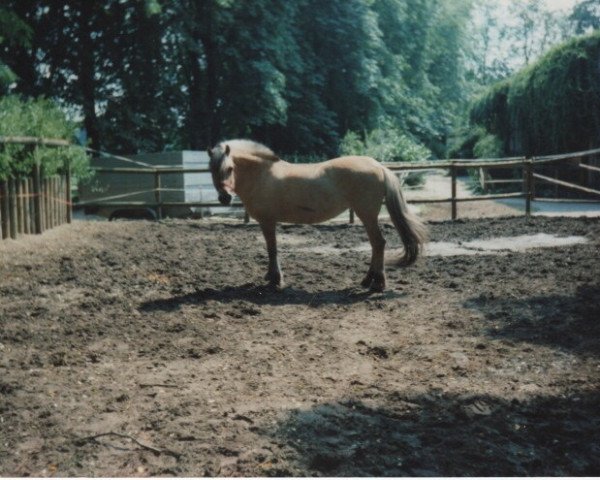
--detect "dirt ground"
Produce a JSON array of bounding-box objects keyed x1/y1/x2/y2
[{"x1": 1, "y1": 212, "x2": 599, "y2": 477}]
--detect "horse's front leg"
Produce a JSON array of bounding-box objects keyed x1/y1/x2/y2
[{"x1": 259, "y1": 221, "x2": 283, "y2": 288}]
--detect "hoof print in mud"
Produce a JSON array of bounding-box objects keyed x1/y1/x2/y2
[{"x1": 357, "y1": 340, "x2": 390, "y2": 360}]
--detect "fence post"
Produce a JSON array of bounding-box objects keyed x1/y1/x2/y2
[
  {"x1": 65, "y1": 162, "x2": 72, "y2": 224},
  {"x1": 44, "y1": 176, "x2": 51, "y2": 229},
  {"x1": 524, "y1": 158, "x2": 533, "y2": 217},
  {"x1": 154, "y1": 170, "x2": 162, "y2": 220},
  {"x1": 43, "y1": 175, "x2": 50, "y2": 230},
  {"x1": 32, "y1": 162, "x2": 43, "y2": 234},
  {"x1": 8, "y1": 177, "x2": 17, "y2": 239},
  {"x1": 60, "y1": 175, "x2": 65, "y2": 225},
  {"x1": 27, "y1": 177, "x2": 33, "y2": 233},
  {"x1": 0, "y1": 180, "x2": 8, "y2": 239},
  {"x1": 55, "y1": 176, "x2": 60, "y2": 227},
  {"x1": 530, "y1": 157, "x2": 536, "y2": 200},
  {"x1": 22, "y1": 178, "x2": 30, "y2": 234},
  {"x1": 451, "y1": 162, "x2": 457, "y2": 221},
  {"x1": 244, "y1": 210, "x2": 250, "y2": 223},
  {"x1": 16, "y1": 178, "x2": 24, "y2": 235},
  {"x1": 50, "y1": 176, "x2": 56, "y2": 228},
  {"x1": 55, "y1": 176, "x2": 61, "y2": 226}
]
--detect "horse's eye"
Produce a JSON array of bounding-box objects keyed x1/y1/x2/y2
[{"x1": 227, "y1": 167, "x2": 233, "y2": 174}]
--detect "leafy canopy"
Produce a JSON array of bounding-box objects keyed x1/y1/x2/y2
[{"x1": 0, "y1": 96, "x2": 90, "y2": 180}]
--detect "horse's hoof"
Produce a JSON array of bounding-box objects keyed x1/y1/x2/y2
[
  {"x1": 267, "y1": 281, "x2": 284, "y2": 291},
  {"x1": 264, "y1": 272, "x2": 283, "y2": 286},
  {"x1": 361, "y1": 273, "x2": 374, "y2": 288},
  {"x1": 368, "y1": 273, "x2": 386, "y2": 292}
]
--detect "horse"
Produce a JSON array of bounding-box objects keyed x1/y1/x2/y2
[{"x1": 208, "y1": 139, "x2": 427, "y2": 292}]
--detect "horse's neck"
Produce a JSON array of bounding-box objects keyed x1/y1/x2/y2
[{"x1": 234, "y1": 161, "x2": 269, "y2": 196}]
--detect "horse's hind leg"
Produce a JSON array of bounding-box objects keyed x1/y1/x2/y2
[
  {"x1": 259, "y1": 220, "x2": 283, "y2": 288},
  {"x1": 357, "y1": 214, "x2": 386, "y2": 292}
]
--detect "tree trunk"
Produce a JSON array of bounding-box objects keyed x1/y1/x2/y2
[
  {"x1": 78, "y1": 2, "x2": 100, "y2": 151},
  {"x1": 187, "y1": 47, "x2": 206, "y2": 150}
]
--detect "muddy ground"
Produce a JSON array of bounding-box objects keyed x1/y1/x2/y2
[{"x1": 1, "y1": 215, "x2": 599, "y2": 477}]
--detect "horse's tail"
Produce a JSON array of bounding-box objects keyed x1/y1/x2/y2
[{"x1": 382, "y1": 167, "x2": 428, "y2": 266}]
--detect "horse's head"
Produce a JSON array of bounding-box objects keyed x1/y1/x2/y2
[{"x1": 208, "y1": 143, "x2": 234, "y2": 205}]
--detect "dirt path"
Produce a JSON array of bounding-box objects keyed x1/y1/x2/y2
[
  {"x1": 1, "y1": 216, "x2": 599, "y2": 476},
  {"x1": 409, "y1": 172, "x2": 600, "y2": 221}
]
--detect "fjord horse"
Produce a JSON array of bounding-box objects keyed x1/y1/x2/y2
[{"x1": 208, "y1": 139, "x2": 427, "y2": 291}]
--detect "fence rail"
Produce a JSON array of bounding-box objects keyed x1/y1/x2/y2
[
  {"x1": 82, "y1": 149, "x2": 599, "y2": 223},
  {"x1": 1, "y1": 137, "x2": 600, "y2": 240},
  {"x1": 81, "y1": 158, "x2": 538, "y2": 223}
]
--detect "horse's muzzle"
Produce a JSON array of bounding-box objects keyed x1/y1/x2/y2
[{"x1": 218, "y1": 192, "x2": 233, "y2": 205}]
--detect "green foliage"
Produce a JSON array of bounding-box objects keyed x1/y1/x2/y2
[
  {"x1": 469, "y1": 31, "x2": 600, "y2": 156},
  {"x1": 469, "y1": 80, "x2": 510, "y2": 137},
  {"x1": 1, "y1": 0, "x2": 476, "y2": 157},
  {"x1": 473, "y1": 133, "x2": 504, "y2": 158},
  {"x1": 372, "y1": 0, "x2": 474, "y2": 157},
  {"x1": 0, "y1": 96, "x2": 90, "y2": 180},
  {"x1": 447, "y1": 126, "x2": 485, "y2": 159},
  {"x1": 339, "y1": 122, "x2": 431, "y2": 163},
  {"x1": 0, "y1": 6, "x2": 31, "y2": 91},
  {"x1": 570, "y1": 0, "x2": 600, "y2": 34}
]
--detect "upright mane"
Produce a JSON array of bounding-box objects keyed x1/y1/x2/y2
[{"x1": 218, "y1": 139, "x2": 280, "y2": 162}]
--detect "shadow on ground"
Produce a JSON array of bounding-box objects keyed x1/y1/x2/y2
[
  {"x1": 139, "y1": 283, "x2": 405, "y2": 312},
  {"x1": 465, "y1": 283, "x2": 600, "y2": 357},
  {"x1": 265, "y1": 391, "x2": 600, "y2": 476}
]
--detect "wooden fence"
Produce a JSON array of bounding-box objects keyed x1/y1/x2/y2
[
  {"x1": 0, "y1": 167, "x2": 72, "y2": 240},
  {"x1": 82, "y1": 148, "x2": 600, "y2": 223},
  {"x1": 1, "y1": 136, "x2": 599, "y2": 242},
  {"x1": 0, "y1": 136, "x2": 74, "y2": 241}
]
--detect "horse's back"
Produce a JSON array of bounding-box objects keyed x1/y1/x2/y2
[
  {"x1": 322, "y1": 156, "x2": 386, "y2": 203},
  {"x1": 323, "y1": 155, "x2": 381, "y2": 171}
]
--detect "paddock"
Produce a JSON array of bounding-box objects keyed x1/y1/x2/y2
[{"x1": 0, "y1": 215, "x2": 599, "y2": 476}]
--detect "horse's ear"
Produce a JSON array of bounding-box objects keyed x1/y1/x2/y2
[{"x1": 225, "y1": 144, "x2": 230, "y2": 156}]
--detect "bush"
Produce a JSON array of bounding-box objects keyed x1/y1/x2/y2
[
  {"x1": 0, "y1": 96, "x2": 90, "y2": 180},
  {"x1": 339, "y1": 121, "x2": 431, "y2": 163},
  {"x1": 473, "y1": 133, "x2": 504, "y2": 159},
  {"x1": 447, "y1": 126, "x2": 486, "y2": 159}
]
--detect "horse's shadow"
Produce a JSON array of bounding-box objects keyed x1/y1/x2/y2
[{"x1": 139, "y1": 283, "x2": 405, "y2": 312}]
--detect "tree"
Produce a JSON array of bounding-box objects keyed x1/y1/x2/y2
[
  {"x1": 370, "y1": 0, "x2": 474, "y2": 156},
  {"x1": 0, "y1": 0, "x2": 481, "y2": 158},
  {"x1": 570, "y1": 0, "x2": 600, "y2": 34},
  {"x1": 467, "y1": 0, "x2": 572, "y2": 85},
  {"x1": 0, "y1": 2, "x2": 33, "y2": 93},
  {"x1": 469, "y1": 31, "x2": 600, "y2": 156},
  {"x1": 0, "y1": 5, "x2": 33, "y2": 92},
  {"x1": 97, "y1": 1, "x2": 181, "y2": 153},
  {"x1": 467, "y1": 1, "x2": 513, "y2": 85}
]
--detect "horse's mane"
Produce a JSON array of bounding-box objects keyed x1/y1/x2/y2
[{"x1": 219, "y1": 139, "x2": 280, "y2": 162}]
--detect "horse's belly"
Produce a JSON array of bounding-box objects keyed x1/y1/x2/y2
[{"x1": 277, "y1": 203, "x2": 347, "y2": 224}]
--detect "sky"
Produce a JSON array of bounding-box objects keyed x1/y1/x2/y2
[
  {"x1": 474, "y1": 0, "x2": 583, "y2": 74},
  {"x1": 496, "y1": 0, "x2": 578, "y2": 11},
  {"x1": 544, "y1": 0, "x2": 579, "y2": 10}
]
